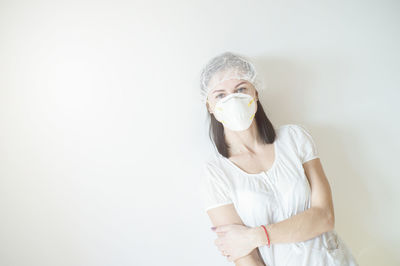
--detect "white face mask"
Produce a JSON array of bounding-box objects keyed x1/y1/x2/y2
[{"x1": 213, "y1": 93, "x2": 256, "y2": 131}]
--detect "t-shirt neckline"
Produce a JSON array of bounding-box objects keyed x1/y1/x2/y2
[{"x1": 221, "y1": 138, "x2": 279, "y2": 176}]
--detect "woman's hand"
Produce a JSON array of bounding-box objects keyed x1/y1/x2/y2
[{"x1": 212, "y1": 224, "x2": 258, "y2": 262}]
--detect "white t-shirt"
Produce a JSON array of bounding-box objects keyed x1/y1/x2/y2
[{"x1": 201, "y1": 124, "x2": 359, "y2": 266}]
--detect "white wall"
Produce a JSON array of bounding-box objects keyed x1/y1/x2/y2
[{"x1": 0, "y1": 0, "x2": 399, "y2": 265}]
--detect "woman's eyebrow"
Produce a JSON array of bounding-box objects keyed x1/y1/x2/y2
[
  {"x1": 212, "y1": 89, "x2": 225, "y2": 94},
  {"x1": 212, "y1": 82, "x2": 247, "y2": 94},
  {"x1": 234, "y1": 81, "x2": 247, "y2": 88}
]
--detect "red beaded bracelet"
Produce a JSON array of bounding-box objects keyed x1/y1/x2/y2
[{"x1": 261, "y1": 225, "x2": 270, "y2": 248}]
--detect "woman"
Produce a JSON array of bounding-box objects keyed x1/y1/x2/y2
[{"x1": 199, "y1": 52, "x2": 359, "y2": 266}]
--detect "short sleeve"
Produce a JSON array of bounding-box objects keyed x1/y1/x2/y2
[
  {"x1": 289, "y1": 124, "x2": 319, "y2": 164},
  {"x1": 200, "y1": 162, "x2": 233, "y2": 212}
]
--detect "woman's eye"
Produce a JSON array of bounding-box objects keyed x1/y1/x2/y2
[
  {"x1": 216, "y1": 93, "x2": 225, "y2": 99},
  {"x1": 237, "y1": 87, "x2": 246, "y2": 92}
]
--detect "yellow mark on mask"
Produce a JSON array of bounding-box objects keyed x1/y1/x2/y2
[
  {"x1": 248, "y1": 100, "x2": 253, "y2": 106},
  {"x1": 250, "y1": 114, "x2": 255, "y2": 120},
  {"x1": 217, "y1": 107, "x2": 223, "y2": 111}
]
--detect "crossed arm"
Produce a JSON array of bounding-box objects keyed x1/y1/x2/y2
[
  {"x1": 206, "y1": 158, "x2": 335, "y2": 264},
  {"x1": 207, "y1": 203, "x2": 266, "y2": 266}
]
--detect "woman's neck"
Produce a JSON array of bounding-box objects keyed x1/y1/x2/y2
[{"x1": 225, "y1": 121, "x2": 263, "y2": 157}]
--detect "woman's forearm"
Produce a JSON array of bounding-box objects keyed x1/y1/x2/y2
[
  {"x1": 251, "y1": 206, "x2": 334, "y2": 246},
  {"x1": 235, "y1": 248, "x2": 266, "y2": 266}
]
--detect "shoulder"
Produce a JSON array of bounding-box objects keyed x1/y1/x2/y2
[
  {"x1": 201, "y1": 153, "x2": 236, "y2": 183},
  {"x1": 203, "y1": 152, "x2": 224, "y2": 170},
  {"x1": 202, "y1": 153, "x2": 228, "y2": 177},
  {"x1": 276, "y1": 123, "x2": 313, "y2": 139},
  {"x1": 273, "y1": 123, "x2": 297, "y2": 141},
  {"x1": 274, "y1": 123, "x2": 317, "y2": 150}
]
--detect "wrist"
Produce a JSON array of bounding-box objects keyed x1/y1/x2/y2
[{"x1": 251, "y1": 226, "x2": 269, "y2": 247}]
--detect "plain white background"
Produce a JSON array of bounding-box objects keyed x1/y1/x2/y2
[{"x1": 0, "y1": 0, "x2": 399, "y2": 265}]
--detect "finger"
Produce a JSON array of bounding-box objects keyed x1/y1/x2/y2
[
  {"x1": 215, "y1": 225, "x2": 230, "y2": 233},
  {"x1": 216, "y1": 231, "x2": 225, "y2": 237},
  {"x1": 214, "y1": 242, "x2": 223, "y2": 250},
  {"x1": 214, "y1": 238, "x2": 221, "y2": 246}
]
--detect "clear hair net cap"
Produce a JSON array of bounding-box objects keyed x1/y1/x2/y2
[{"x1": 199, "y1": 51, "x2": 264, "y2": 105}]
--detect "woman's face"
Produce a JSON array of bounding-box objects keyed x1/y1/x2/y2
[{"x1": 206, "y1": 79, "x2": 259, "y2": 114}]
